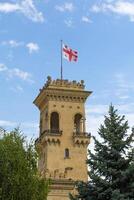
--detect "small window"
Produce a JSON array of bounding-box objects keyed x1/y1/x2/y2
[
  {"x1": 50, "y1": 112, "x2": 59, "y2": 132},
  {"x1": 65, "y1": 148, "x2": 69, "y2": 159}
]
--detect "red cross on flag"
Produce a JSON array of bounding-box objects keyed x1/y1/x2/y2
[{"x1": 62, "y1": 44, "x2": 78, "y2": 62}]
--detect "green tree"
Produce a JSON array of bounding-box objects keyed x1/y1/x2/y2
[
  {"x1": 0, "y1": 128, "x2": 49, "y2": 200},
  {"x1": 70, "y1": 105, "x2": 134, "y2": 200}
]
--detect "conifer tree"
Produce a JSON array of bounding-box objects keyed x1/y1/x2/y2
[{"x1": 70, "y1": 105, "x2": 134, "y2": 200}]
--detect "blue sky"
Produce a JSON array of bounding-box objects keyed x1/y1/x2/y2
[{"x1": 0, "y1": 0, "x2": 134, "y2": 143}]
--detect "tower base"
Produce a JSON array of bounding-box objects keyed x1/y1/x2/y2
[{"x1": 48, "y1": 179, "x2": 75, "y2": 200}]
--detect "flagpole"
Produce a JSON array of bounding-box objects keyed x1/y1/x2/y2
[{"x1": 61, "y1": 40, "x2": 63, "y2": 80}]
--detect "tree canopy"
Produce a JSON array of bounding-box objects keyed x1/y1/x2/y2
[
  {"x1": 0, "y1": 128, "x2": 49, "y2": 200},
  {"x1": 70, "y1": 105, "x2": 134, "y2": 200}
]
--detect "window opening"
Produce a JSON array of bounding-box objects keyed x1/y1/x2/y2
[
  {"x1": 74, "y1": 114, "x2": 83, "y2": 133},
  {"x1": 65, "y1": 148, "x2": 69, "y2": 158},
  {"x1": 50, "y1": 112, "x2": 59, "y2": 133}
]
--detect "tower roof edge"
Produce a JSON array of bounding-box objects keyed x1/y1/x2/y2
[{"x1": 33, "y1": 76, "x2": 92, "y2": 109}]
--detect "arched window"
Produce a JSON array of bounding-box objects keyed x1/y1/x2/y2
[
  {"x1": 74, "y1": 113, "x2": 83, "y2": 133},
  {"x1": 50, "y1": 112, "x2": 59, "y2": 133},
  {"x1": 65, "y1": 148, "x2": 69, "y2": 158}
]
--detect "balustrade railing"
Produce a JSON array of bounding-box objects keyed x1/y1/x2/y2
[{"x1": 73, "y1": 131, "x2": 91, "y2": 138}]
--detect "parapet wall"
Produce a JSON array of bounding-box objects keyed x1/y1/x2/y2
[{"x1": 39, "y1": 76, "x2": 85, "y2": 92}]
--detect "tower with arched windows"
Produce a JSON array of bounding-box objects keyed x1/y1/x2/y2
[{"x1": 34, "y1": 76, "x2": 92, "y2": 200}]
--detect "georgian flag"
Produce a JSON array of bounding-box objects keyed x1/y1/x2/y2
[{"x1": 62, "y1": 44, "x2": 78, "y2": 62}]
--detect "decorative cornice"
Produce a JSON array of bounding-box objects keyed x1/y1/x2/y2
[
  {"x1": 73, "y1": 132, "x2": 91, "y2": 146},
  {"x1": 45, "y1": 90, "x2": 89, "y2": 102},
  {"x1": 33, "y1": 76, "x2": 92, "y2": 109},
  {"x1": 35, "y1": 130, "x2": 62, "y2": 145}
]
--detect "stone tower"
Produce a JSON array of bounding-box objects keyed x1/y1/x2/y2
[{"x1": 34, "y1": 76, "x2": 92, "y2": 200}]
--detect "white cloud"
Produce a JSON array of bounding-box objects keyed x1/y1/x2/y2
[
  {"x1": 86, "y1": 114, "x2": 104, "y2": 135},
  {"x1": 0, "y1": 120, "x2": 38, "y2": 139},
  {"x1": 115, "y1": 73, "x2": 134, "y2": 90},
  {"x1": 82, "y1": 16, "x2": 92, "y2": 23},
  {"x1": 9, "y1": 40, "x2": 22, "y2": 47},
  {"x1": 8, "y1": 68, "x2": 32, "y2": 81},
  {"x1": 20, "y1": 0, "x2": 44, "y2": 22},
  {"x1": 0, "y1": 63, "x2": 8, "y2": 72},
  {"x1": 16, "y1": 85, "x2": 24, "y2": 92},
  {"x1": 26, "y1": 42, "x2": 39, "y2": 54},
  {"x1": 2, "y1": 40, "x2": 40, "y2": 54},
  {"x1": 111, "y1": 73, "x2": 134, "y2": 100},
  {"x1": 0, "y1": 2, "x2": 19, "y2": 13},
  {"x1": 86, "y1": 106, "x2": 107, "y2": 152},
  {"x1": 119, "y1": 95, "x2": 129, "y2": 100},
  {"x1": 0, "y1": 63, "x2": 33, "y2": 82},
  {"x1": 117, "y1": 103, "x2": 134, "y2": 114},
  {"x1": 55, "y1": 2, "x2": 74, "y2": 12},
  {"x1": 91, "y1": 0, "x2": 134, "y2": 22},
  {"x1": 86, "y1": 102, "x2": 134, "y2": 151},
  {"x1": 0, "y1": 120, "x2": 17, "y2": 127},
  {"x1": 86, "y1": 104, "x2": 108, "y2": 140},
  {"x1": 86, "y1": 103, "x2": 134, "y2": 134},
  {"x1": 2, "y1": 40, "x2": 23, "y2": 47},
  {"x1": 64, "y1": 19, "x2": 73, "y2": 27},
  {"x1": 86, "y1": 104, "x2": 108, "y2": 115},
  {"x1": 0, "y1": 0, "x2": 44, "y2": 23},
  {"x1": 10, "y1": 85, "x2": 24, "y2": 93},
  {"x1": 0, "y1": 120, "x2": 38, "y2": 130},
  {"x1": 92, "y1": 5, "x2": 102, "y2": 13}
]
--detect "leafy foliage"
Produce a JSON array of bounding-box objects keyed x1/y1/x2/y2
[
  {"x1": 70, "y1": 105, "x2": 134, "y2": 200},
  {"x1": 0, "y1": 128, "x2": 49, "y2": 200}
]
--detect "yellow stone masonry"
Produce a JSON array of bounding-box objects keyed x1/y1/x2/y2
[{"x1": 34, "y1": 76, "x2": 92, "y2": 200}]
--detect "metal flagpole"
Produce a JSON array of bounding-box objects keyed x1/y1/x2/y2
[{"x1": 61, "y1": 40, "x2": 63, "y2": 80}]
